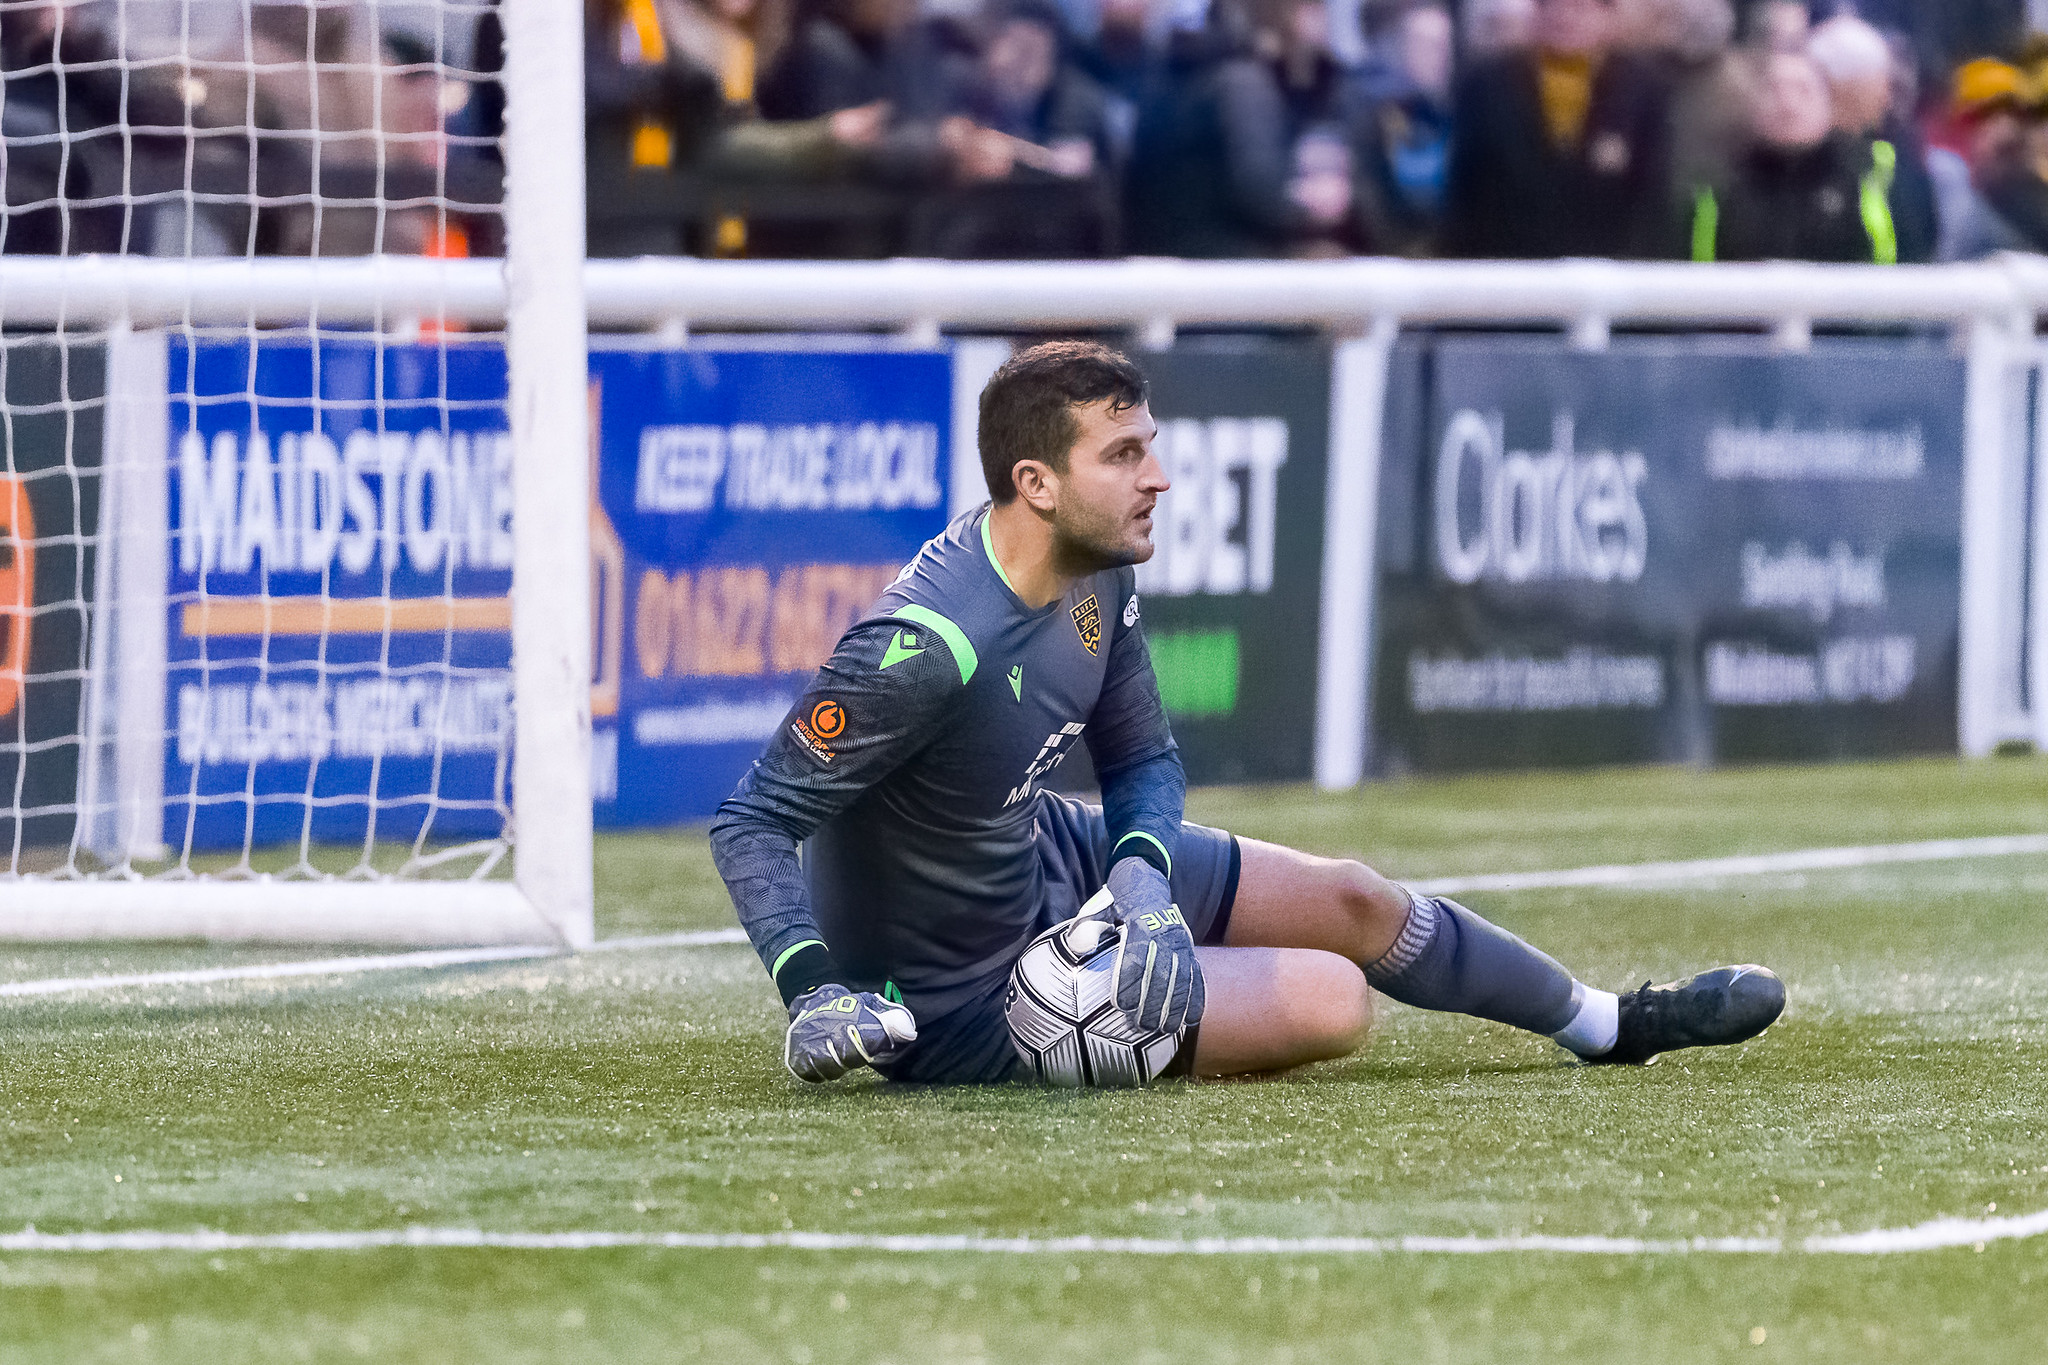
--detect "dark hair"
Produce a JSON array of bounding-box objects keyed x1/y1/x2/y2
[{"x1": 978, "y1": 341, "x2": 1148, "y2": 503}]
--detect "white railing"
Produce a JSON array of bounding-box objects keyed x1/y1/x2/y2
[
  {"x1": 4, "y1": 254, "x2": 2042, "y2": 787},
  {"x1": 3, "y1": 253, "x2": 2045, "y2": 329}
]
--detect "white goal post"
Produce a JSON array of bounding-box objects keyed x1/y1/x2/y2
[{"x1": 0, "y1": 0, "x2": 591, "y2": 947}]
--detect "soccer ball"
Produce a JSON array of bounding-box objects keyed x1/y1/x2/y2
[{"x1": 1005, "y1": 893, "x2": 1185, "y2": 1087}]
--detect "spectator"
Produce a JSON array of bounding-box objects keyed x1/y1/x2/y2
[
  {"x1": 1637, "y1": 0, "x2": 1752, "y2": 209},
  {"x1": 1926, "y1": 59, "x2": 2026, "y2": 260},
  {"x1": 1688, "y1": 49, "x2": 1902, "y2": 262},
  {"x1": 1078, "y1": 0, "x2": 1165, "y2": 108},
  {"x1": 956, "y1": 3, "x2": 1117, "y2": 169},
  {"x1": 180, "y1": 8, "x2": 473, "y2": 256},
  {"x1": 1746, "y1": 0, "x2": 1808, "y2": 54},
  {"x1": 1972, "y1": 63, "x2": 2048, "y2": 256},
  {"x1": 1462, "y1": 0, "x2": 1538, "y2": 59},
  {"x1": 755, "y1": 0, "x2": 1021, "y2": 205},
  {"x1": 664, "y1": 0, "x2": 795, "y2": 102},
  {"x1": 758, "y1": 0, "x2": 960, "y2": 124},
  {"x1": 1350, "y1": 2, "x2": 1454, "y2": 254},
  {"x1": 915, "y1": 2, "x2": 1120, "y2": 256},
  {"x1": 1, "y1": 7, "x2": 84, "y2": 255},
  {"x1": 1443, "y1": 0, "x2": 1674, "y2": 259},
  {"x1": 666, "y1": 0, "x2": 889, "y2": 199},
  {"x1": 587, "y1": 0, "x2": 729, "y2": 252},
  {"x1": 586, "y1": 0, "x2": 884, "y2": 255},
  {"x1": 465, "y1": 0, "x2": 507, "y2": 169},
  {"x1": 2, "y1": 2, "x2": 206, "y2": 254},
  {"x1": 1806, "y1": 13, "x2": 1936, "y2": 260},
  {"x1": 1125, "y1": 0, "x2": 1358, "y2": 256}
]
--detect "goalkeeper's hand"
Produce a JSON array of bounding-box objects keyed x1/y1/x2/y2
[
  {"x1": 783, "y1": 984, "x2": 918, "y2": 1083},
  {"x1": 1101, "y1": 857, "x2": 1206, "y2": 1035}
]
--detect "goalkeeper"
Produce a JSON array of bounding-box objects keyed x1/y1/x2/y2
[{"x1": 711, "y1": 342, "x2": 1785, "y2": 1084}]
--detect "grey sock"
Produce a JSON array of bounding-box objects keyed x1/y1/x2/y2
[{"x1": 1363, "y1": 892, "x2": 1580, "y2": 1037}]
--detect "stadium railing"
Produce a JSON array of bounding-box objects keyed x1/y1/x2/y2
[{"x1": 14, "y1": 251, "x2": 2038, "y2": 768}]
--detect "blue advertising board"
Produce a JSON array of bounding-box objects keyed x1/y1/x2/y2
[
  {"x1": 589, "y1": 346, "x2": 953, "y2": 826},
  {"x1": 166, "y1": 335, "x2": 514, "y2": 850},
  {"x1": 163, "y1": 339, "x2": 954, "y2": 845}
]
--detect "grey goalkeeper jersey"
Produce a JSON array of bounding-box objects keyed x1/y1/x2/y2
[{"x1": 710, "y1": 504, "x2": 1186, "y2": 1020}]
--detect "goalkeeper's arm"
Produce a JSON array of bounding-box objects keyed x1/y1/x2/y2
[
  {"x1": 709, "y1": 616, "x2": 964, "y2": 1067},
  {"x1": 1085, "y1": 582, "x2": 1185, "y2": 884},
  {"x1": 1083, "y1": 584, "x2": 1201, "y2": 1032}
]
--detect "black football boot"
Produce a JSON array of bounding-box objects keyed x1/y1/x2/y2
[{"x1": 1584, "y1": 965, "x2": 1787, "y2": 1066}]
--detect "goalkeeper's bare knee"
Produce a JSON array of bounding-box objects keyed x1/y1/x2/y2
[
  {"x1": 1190, "y1": 948, "x2": 1372, "y2": 1076},
  {"x1": 1280, "y1": 952, "x2": 1373, "y2": 1061}
]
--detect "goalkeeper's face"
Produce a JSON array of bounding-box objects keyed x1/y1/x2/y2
[{"x1": 1046, "y1": 399, "x2": 1167, "y2": 573}]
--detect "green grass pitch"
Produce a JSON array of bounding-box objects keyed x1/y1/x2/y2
[{"x1": 4, "y1": 755, "x2": 2048, "y2": 1362}]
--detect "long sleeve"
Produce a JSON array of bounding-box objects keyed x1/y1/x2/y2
[
  {"x1": 710, "y1": 616, "x2": 966, "y2": 1003},
  {"x1": 1084, "y1": 586, "x2": 1185, "y2": 877}
]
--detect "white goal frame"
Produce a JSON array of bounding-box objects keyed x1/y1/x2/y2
[{"x1": 0, "y1": 0, "x2": 592, "y2": 948}]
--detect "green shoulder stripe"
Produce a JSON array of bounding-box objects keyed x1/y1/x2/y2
[{"x1": 892, "y1": 604, "x2": 979, "y2": 685}]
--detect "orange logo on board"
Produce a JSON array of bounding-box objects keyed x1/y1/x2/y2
[
  {"x1": 0, "y1": 476, "x2": 35, "y2": 720},
  {"x1": 809, "y1": 699, "x2": 846, "y2": 741}
]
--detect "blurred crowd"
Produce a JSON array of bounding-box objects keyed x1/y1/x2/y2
[
  {"x1": 0, "y1": 1, "x2": 495, "y2": 257},
  {"x1": 593, "y1": 0, "x2": 2035, "y2": 260},
  {"x1": 7, "y1": 0, "x2": 2048, "y2": 262}
]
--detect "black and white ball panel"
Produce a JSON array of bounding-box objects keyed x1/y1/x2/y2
[{"x1": 1005, "y1": 907, "x2": 1184, "y2": 1088}]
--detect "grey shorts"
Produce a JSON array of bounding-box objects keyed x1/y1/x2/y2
[{"x1": 873, "y1": 792, "x2": 1241, "y2": 1086}]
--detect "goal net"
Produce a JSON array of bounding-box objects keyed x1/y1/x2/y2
[{"x1": 0, "y1": 0, "x2": 590, "y2": 946}]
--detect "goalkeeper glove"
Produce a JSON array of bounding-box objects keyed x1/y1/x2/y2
[
  {"x1": 1102, "y1": 857, "x2": 1205, "y2": 1035},
  {"x1": 783, "y1": 984, "x2": 918, "y2": 1083}
]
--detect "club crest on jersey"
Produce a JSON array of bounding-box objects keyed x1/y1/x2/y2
[{"x1": 1071, "y1": 595, "x2": 1101, "y2": 656}]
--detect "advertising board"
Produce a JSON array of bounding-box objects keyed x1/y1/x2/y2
[
  {"x1": 590, "y1": 345, "x2": 954, "y2": 826},
  {"x1": 1373, "y1": 336, "x2": 1966, "y2": 773},
  {"x1": 2, "y1": 338, "x2": 102, "y2": 850},
  {"x1": 1134, "y1": 339, "x2": 1329, "y2": 784},
  {"x1": 164, "y1": 335, "x2": 513, "y2": 850}
]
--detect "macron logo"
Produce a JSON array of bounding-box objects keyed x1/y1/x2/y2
[{"x1": 880, "y1": 630, "x2": 924, "y2": 670}]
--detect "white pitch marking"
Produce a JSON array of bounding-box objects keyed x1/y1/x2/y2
[
  {"x1": 1808, "y1": 1205, "x2": 2048, "y2": 1254},
  {"x1": 1408, "y1": 833, "x2": 2048, "y2": 897},
  {"x1": 5, "y1": 830, "x2": 2045, "y2": 1001},
  {"x1": 0, "y1": 929, "x2": 750, "y2": 1000},
  {"x1": 1, "y1": 1204, "x2": 2044, "y2": 1256},
  {"x1": 0, "y1": 945, "x2": 562, "y2": 999}
]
